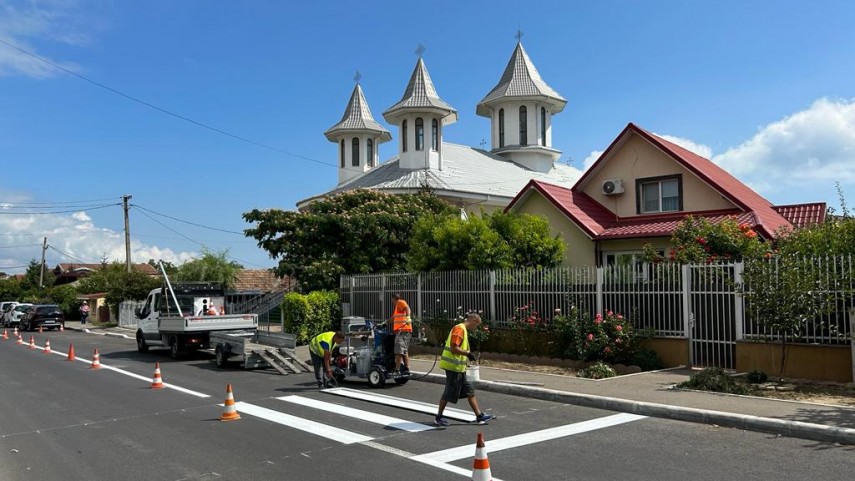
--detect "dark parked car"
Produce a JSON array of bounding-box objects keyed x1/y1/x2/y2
[{"x1": 20, "y1": 304, "x2": 65, "y2": 331}]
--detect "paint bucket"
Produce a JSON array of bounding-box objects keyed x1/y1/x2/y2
[{"x1": 466, "y1": 365, "x2": 480, "y2": 381}]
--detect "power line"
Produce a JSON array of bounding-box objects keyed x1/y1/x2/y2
[
  {"x1": 0, "y1": 38, "x2": 335, "y2": 168},
  {"x1": 0, "y1": 244, "x2": 42, "y2": 249},
  {"x1": 0, "y1": 203, "x2": 120, "y2": 215},
  {"x1": 0, "y1": 196, "x2": 123, "y2": 205},
  {"x1": 0, "y1": 265, "x2": 28, "y2": 270},
  {"x1": 47, "y1": 245, "x2": 96, "y2": 264},
  {"x1": 131, "y1": 204, "x2": 245, "y2": 235}
]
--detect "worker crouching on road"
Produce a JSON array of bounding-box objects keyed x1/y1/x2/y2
[
  {"x1": 434, "y1": 313, "x2": 494, "y2": 427},
  {"x1": 309, "y1": 331, "x2": 345, "y2": 390},
  {"x1": 390, "y1": 293, "x2": 412, "y2": 375}
]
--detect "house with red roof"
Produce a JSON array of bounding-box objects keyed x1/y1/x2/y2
[{"x1": 507, "y1": 123, "x2": 826, "y2": 267}]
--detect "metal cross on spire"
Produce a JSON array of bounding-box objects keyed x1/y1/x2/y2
[
  {"x1": 516, "y1": 29, "x2": 524, "y2": 42},
  {"x1": 354, "y1": 70, "x2": 362, "y2": 84},
  {"x1": 415, "y1": 44, "x2": 425, "y2": 58}
]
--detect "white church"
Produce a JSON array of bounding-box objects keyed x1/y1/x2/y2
[{"x1": 296, "y1": 42, "x2": 582, "y2": 213}]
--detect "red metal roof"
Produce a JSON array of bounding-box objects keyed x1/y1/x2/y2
[{"x1": 773, "y1": 203, "x2": 827, "y2": 228}]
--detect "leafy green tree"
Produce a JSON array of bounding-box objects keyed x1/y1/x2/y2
[
  {"x1": 46, "y1": 284, "x2": 81, "y2": 316},
  {"x1": 19, "y1": 259, "x2": 54, "y2": 293},
  {"x1": 0, "y1": 277, "x2": 23, "y2": 302},
  {"x1": 77, "y1": 262, "x2": 162, "y2": 317},
  {"x1": 643, "y1": 216, "x2": 770, "y2": 263},
  {"x1": 173, "y1": 250, "x2": 242, "y2": 289},
  {"x1": 244, "y1": 190, "x2": 456, "y2": 292},
  {"x1": 775, "y1": 216, "x2": 855, "y2": 256},
  {"x1": 406, "y1": 211, "x2": 565, "y2": 271},
  {"x1": 148, "y1": 259, "x2": 177, "y2": 277}
]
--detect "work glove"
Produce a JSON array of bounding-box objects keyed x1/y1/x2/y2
[{"x1": 467, "y1": 352, "x2": 477, "y2": 362}]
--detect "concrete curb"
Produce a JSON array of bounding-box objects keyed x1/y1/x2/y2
[{"x1": 413, "y1": 371, "x2": 855, "y2": 445}]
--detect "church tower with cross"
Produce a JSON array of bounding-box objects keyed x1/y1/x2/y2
[
  {"x1": 382, "y1": 45, "x2": 457, "y2": 171},
  {"x1": 325, "y1": 72, "x2": 392, "y2": 185},
  {"x1": 476, "y1": 33, "x2": 567, "y2": 173}
]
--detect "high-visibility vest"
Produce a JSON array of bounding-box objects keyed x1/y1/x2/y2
[
  {"x1": 439, "y1": 323, "x2": 469, "y2": 373},
  {"x1": 392, "y1": 299, "x2": 412, "y2": 333},
  {"x1": 310, "y1": 332, "x2": 338, "y2": 357}
]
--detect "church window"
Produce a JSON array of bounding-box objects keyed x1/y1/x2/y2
[
  {"x1": 340, "y1": 140, "x2": 345, "y2": 167},
  {"x1": 499, "y1": 109, "x2": 505, "y2": 148},
  {"x1": 431, "y1": 119, "x2": 438, "y2": 150},
  {"x1": 352, "y1": 138, "x2": 360, "y2": 166},
  {"x1": 367, "y1": 138, "x2": 374, "y2": 167},
  {"x1": 519, "y1": 106, "x2": 528, "y2": 145},
  {"x1": 415, "y1": 117, "x2": 424, "y2": 151},
  {"x1": 541, "y1": 107, "x2": 546, "y2": 146},
  {"x1": 402, "y1": 120, "x2": 408, "y2": 152}
]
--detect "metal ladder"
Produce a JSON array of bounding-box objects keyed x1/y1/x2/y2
[{"x1": 254, "y1": 348, "x2": 311, "y2": 375}]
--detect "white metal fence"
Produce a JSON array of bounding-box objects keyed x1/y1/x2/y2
[
  {"x1": 118, "y1": 301, "x2": 144, "y2": 328},
  {"x1": 341, "y1": 257, "x2": 854, "y2": 369}
]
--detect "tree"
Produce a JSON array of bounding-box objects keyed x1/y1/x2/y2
[
  {"x1": 173, "y1": 250, "x2": 242, "y2": 289},
  {"x1": 406, "y1": 211, "x2": 565, "y2": 271},
  {"x1": 244, "y1": 190, "x2": 456, "y2": 292},
  {"x1": 148, "y1": 259, "x2": 177, "y2": 277},
  {"x1": 77, "y1": 262, "x2": 162, "y2": 317}
]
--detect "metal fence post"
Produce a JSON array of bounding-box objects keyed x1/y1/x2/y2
[
  {"x1": 381, "y1": 274, "x2": 387, "y2": 320},
  {"x1": 489, "y1": 270, "x2": 496, "y2": 322},
  {"x1": 595, "y1": 267, "x2": 603, "y2": 315},
  {"x1": 417, "y1": 273, "x2": 422, "y2": 320},
  {"x1": 682, "y1": 264, "x2": 692, "y2": 366},
  {"x1": 733, "y1": 262, "x2": 744, "y2": 341}
]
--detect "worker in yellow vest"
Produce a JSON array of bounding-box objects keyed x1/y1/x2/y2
[
  {"x1": 309, "y1": 331, "x2": 345, "y2": 389},
  {"x1": 434, "y1": 313, "x2": 494, "y2": 426},
  {"x1": 390, "y1": 293, "x2": 412, "y2": 375}
]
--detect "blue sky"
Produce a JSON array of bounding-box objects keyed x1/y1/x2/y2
[{"x1": 1, "y1": 0, "x2": 854, "y2": 274}]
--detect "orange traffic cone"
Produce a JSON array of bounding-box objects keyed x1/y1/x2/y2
[
  {"x1": 38, "y1": 325, "x2": 43, "y2": 333},
  {"x1": 43, "y1": 339, "x2": 51, "y2": 354},
  {"x1": 151, "y1": 362, "x2": 165, "y2": 389},
  {"x1": 2, "y1": 329, "x2": 8, "y2": 340},
  {"x1": 13, "y1": 326, "x2": 18, "y2": 337},
  {"x1": 90, "y1": 348, "x2": 101, "y2": 369},
  {"x1": 59, "y1": 324, "x2": 64, "y2": 332},
  {"x1": 218, "y1": 384, "x2": 241, "y2": 421},
  {"x1": 16, "y1": 334, "x2": 23, "y2": 345},
  {"x1": 28, "y1": 336, "x2": 36, "y2": 349},
  {"x1": 471, "y1": 432, "x2": 493, "y2": 481},
  {"x1": 67, "y1": 344, "x2": 76, "y2": 361}
]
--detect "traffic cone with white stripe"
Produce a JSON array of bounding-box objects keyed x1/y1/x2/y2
[
  {"x1": 16, "y1": 334, "x2": 23, "y2": 345},
  {"x1": 2, "y1": 329, "x2": 8, "y2": 340},
  {"x1": 151, "y1": 362, "x2": 164, "y2": 389},
  {"x1": 218, "y1": 384, "x2": 241, "y2": 421},
  {"x1": 471, "y1": 432, "x2": 493, "y2": 481},
  {"x1": 43, "y1": 339, "x2": 51, "y2": 354},
  {"x1": 38, "y1": 325, "x2": 43, "y2": 333},
  {"x1": 28, "y1": 336, "x2": 36, "y2": 349},
  {"x1": 59, "y1": 324, "x2": 64, "y2": 332},
  {"x1": 67, "y1": 344, "x2": 75, "y2": 361},
  {"x1": 90, "y1": 348, "x2": 101, "y2": 369},
  {"x1": 13, "y1": 326, "x2": 18, "y2": 337}
]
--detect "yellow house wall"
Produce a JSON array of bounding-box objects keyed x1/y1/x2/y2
[
  {"x1": 644, "y1": 338, "x2": 689, "y2": 368},
  {"x1": 581, "y1": 134, "x2": 736, "y2": 218},
  {"x1": 736, "y1": 342, "x2": 852, "y2": 383},
  {"x1": 512, "y1": 191, "x2": 596, "y2": 267}
]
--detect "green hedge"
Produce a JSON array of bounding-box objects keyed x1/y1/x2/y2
[{"x1": 282, "y1": 290, "x2": 341, "y2": 344}]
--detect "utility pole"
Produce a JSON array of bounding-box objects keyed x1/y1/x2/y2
[
  {"x1": 39, "y1": 237, "x2": 47, "y2": 289},
  {"x1": 123, "y1": 195, "x2": 132, "y2": 273}
]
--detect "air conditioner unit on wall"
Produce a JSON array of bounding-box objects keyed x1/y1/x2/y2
[{"x1": 602, "y1": 179, "x2": 624, "y2": 196}]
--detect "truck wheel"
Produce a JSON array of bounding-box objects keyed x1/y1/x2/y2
[
  {"x1": 367, "y1": 366, "x2": 385, "y2": 388},
  {"x1": 215, "y1": 346, "x2": 229, "y2": 368},
  {"x1": 136, "y1": 332, "x2": 149, "y2": 353},
  {"x1": 170, "y1": 336, "x2": 182, "y2": 359}
]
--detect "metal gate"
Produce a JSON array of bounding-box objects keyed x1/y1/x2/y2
[{"x1": 687, "y1": 264, "x2": 741, "y2": 369}]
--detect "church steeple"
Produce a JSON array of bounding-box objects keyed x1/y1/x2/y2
[
  {"x1": 383, "y1": 49, "x2": 457, "y2": 170},
  {"x1": 325, "y1": 76, "x2": 391, "y2": 185},
  {"x1": 476, "y1": 40, "x2": 566, "y2": 172}
]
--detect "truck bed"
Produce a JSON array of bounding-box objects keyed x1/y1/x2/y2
[{"x1": 158, "y1": 314, "x2": 258, "y2": 333}]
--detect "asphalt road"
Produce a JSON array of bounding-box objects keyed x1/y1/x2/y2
[{"x1": 0, "y1": 330, "x2": 852, "y2": 481}]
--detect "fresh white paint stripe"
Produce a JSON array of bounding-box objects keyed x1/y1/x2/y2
[
  {"x1": 277, "y1": 395, "x2": 435, "y2": 432},
  {"x1": 235, "y1": 402, "x2": 373, "y2": 444},
  {"x1": 360, "y1": 441, "x2": 505, "y2": 481},
  {"x1": 414, "y1": 413, "x2": 645, "y2": 463},
  {"x1": 324, "y1": 387, "x2": 476, "y2": 422},
  {"x1": 44, "y1": 348, "x2": 210, "y2": 398}
]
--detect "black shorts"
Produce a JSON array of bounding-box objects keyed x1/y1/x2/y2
[{"x1": 441, "y1": 370, "x2": 475, "y2": 404}]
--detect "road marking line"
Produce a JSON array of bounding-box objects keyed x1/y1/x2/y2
[
  {"x1": 324, "y1": 387, "x2": 476, "y2": 422},
  {"x1": 235, "y1": 402, "x2": 373, "y2": 444},
  {"x1": 277, "y1": 395, "x2": 435, "y2": 432},
  {"x1": 44, "y1": 348, "x2": 210, "y2": 398},
  {"x1": 360, "y1": 441, "x2": 505, "y2": 481},
  {"x1": 414, "y1": 413, "x2": 646, "y2": 463}
]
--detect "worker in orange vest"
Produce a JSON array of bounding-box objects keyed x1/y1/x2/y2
[{"x1": 390, "y1": 293, "x2": 412, "y2": 375}]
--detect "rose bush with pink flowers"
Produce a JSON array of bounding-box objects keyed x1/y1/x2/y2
[{"x1": 552, "y1": 308, "x2": 640, "y2": 363}]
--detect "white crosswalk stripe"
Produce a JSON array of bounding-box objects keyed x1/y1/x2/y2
[
  {"x1": 234, "y1": 401, "x2": 373, "y2": 444},
  {"x1": 277, "y1": 395, "x2": 436, "y2": 432},
  {"x1": 323, "y1": 387, "x2": 477, "y2": 422}
]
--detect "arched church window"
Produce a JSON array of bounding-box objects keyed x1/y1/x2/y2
[
  {"x1": 352, "y1": 138, "x2": 360, "y2": 166},
  {"x1": 415, "y1": 117, "x2": 424, "y2": 151},
  {"x1": 541, "y1": 107, "x2": 546, "y2": 146},
  {"x1": 431, "y1": 119, "x2": 438, "y2": 150},
  {"x1": 402, "y1": 120, "x2": 408, "y2": 152},
  {"x1": 519, "y1": 106, "x2": 527, "y2": 145},
  {"x1": 367, "y1": 138, "x2": 374, "y2": 167},
  {"x1": 340, "y1": 139, "x2": 345, "y2": 167},
  {"x1": 499, "y1": 109, "x2": 505, "y2": 148}
]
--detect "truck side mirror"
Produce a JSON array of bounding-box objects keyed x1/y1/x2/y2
[{"x1": 134, "y1": 307, "x2": 143, "y2": 318}]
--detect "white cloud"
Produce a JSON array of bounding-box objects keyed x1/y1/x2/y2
[
  {"x1": 0, "y1": 0, "x2": 101, "y2": 78},
  {"x1": 653, "y1": 134, "x2": 713, "y2": 159},
  {"x1": 582, "y1": 150, "x2": 603, "y2": 171}
]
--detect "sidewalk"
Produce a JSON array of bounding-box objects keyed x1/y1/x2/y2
[{"x1": 66, "y1": 322, "x2": 855, "y2": 445}]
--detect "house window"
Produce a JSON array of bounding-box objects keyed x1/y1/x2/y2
[
  {"x1": 637, "y1": 175, "x2": 682, "y2": 214},
  {"x1": 367, "y1": 138, "x2": 374, "y2": 167},
  {"x1": 402, "y1": 120, "x2": 408, "y2": 152},
  {"x1": 603, "y1": 251, "x2": 663, "y2": 282},
  {"x1": 540, "y1": 107, "x2": 546, "y2": 146},
  {"x1": 340, "y1": 139, "x2": 345, "y2": 167},
  {"x1": 351, "y1": 138, "x2": 359, "y2": 166},
  {"x1": 415, "y1": 117, "x2": 424, "y2": 151},
  {"x1": 499, "y1": 109, "x2": 505, "y2": 148},
  {"x1": 519, "y1": 106, "x2": 527, "y2": 145},
  {"x1": 431, "y1": 119, "x2": 438, "y2": 150}
]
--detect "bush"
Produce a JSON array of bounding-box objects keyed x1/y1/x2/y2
[
  {"x1": 577, "y1": 361, "x2": 617, "y2": 379},
  {"x1": 677, "y1": 368, "x2": 753, "y2": 395},
  {"x1": 282, "y1": 290, "x2": 341, "y2": 344},
  {"x1": 626, "y1": 349, "x2": 663, "y2": 371},
  {"x1": 552, "y1": 308, "x2": 638, "y2": 363},
  {"x1": 746, "y1": 370, "x2": 769, "y2": 384}
]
